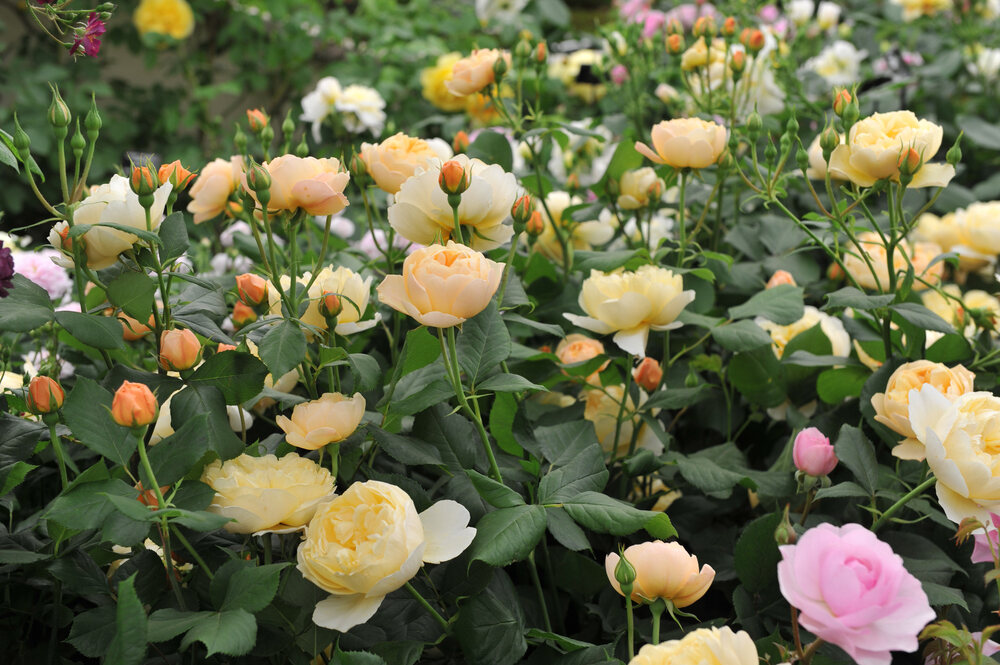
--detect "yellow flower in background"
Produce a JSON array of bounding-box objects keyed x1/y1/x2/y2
[
  {"x1": 890, "y1": 0, "x2": 953, "y2": 21},
  {"x1": 134, "y1": 0, "x2": 195, "y2": 40},
  {"x1": 421, "y1": 53, "x2": 468, "y2": 112}
]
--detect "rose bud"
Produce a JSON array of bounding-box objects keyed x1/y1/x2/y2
[
  {"x1": 232, "y1": 301, "x2": 257, "y2": 329},
  {"x1": 111, "y1": 380, "x2": 158, "y2": 427},
  {"x1": 766, "y1": 270, "x2": 797, "y2": 288},
  {"x1": 246, "y1": 108, "x2": 269, "y2": 132},
  {"x1": 633, "y1": 357, "x2": 663, "y2": 392},
  {"x1": 452, "y1": 130, "x2": 471, "y2": 154},
  {"x1": 159, "y1": 328, "x2": 201, "y2": 371},
  {"x1": 27, "y1": 376, "x2": 65, "y2": 414},
  {"x1": 235, "y1": 272, "x2": 268, "y2": 307},
  {"x1": 319, "y1": 291, "x2": 343, "y2": 320},
  {"x1": 792, "y1": 427, "x2": 838, "y2": 477},
  {"x1": 129, "y1": 164, "x2": 158, "y2": 197},
  {"x1": 158, "y1": 160, "x2": 197, "y2": 192},
  {"x1": 438, "y1": 159, "x2": 470, "y2": 196}
]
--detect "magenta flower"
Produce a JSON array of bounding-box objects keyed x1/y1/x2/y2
[
  {"x1": 0, "y1": 241, "x2": 14, "y2": 298},
  {"x1": 778, "y1": 523, "x2": 935, "y2": 665},
  {"x1": 792, "y1": 427, "x2": 838, "y2": 476},
  {"x1": 70, "y1": 12, "x2": 106, "y2": 57}
]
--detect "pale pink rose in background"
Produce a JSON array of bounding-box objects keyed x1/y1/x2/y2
[
  {"x1": 665, "y1": 3, "x2": 717, "y2": 28},
  {"x1": 56, "y1": 301, "x2": 81, "y2": 313},
  {"x1": 972, "y1": 526, "x2": 999, "y2": 564},
  {"x1": 13, "y1": 249, "x2": 72, "y2": 300},
  {"x1": 759, "y1": 4, "x2": 780, "y2": 21},
  {"x1": 792, "y1": 427, "x2": 838, "y2": 476},
  {"x1": 312, "y1": 214, "x2": 356, "y2": 238},
  {"x1": 220, "y1": 220, "x2": 253, "y2": 248},
  {"x1": 610, "y1": 64, "x2": 629, "y2": 85},
  {"x1": 618, "y1": 0, "x2": 651, "y2": 21},
  {"x1": 778, "y1": 523, "x2": 935, "y2": 665},
  {"x1": 641, "y1": 10, "x2": 666, "y2": 37}
]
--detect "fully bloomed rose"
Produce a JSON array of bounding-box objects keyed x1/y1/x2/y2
[
  {"x1": 755, "y1": 306, "x2": 850, "y2": 359},
  {"x1": 267, "y1": 266, "x2": 377, "y2": 336},
  {"x1": 583, "y1": 384, "x2": 663, "y2": 458},
  {"x1": 421, "y1": 52, "x2": 468, "y2": 112},
  {"x1": 618, "y1": 167, "x2": 664, "y2": 210},
  {"x1": 245, "y1": 156, "x2": 350, "y2": 216},
  {"x1": 133, "y1": 0, "x2": 195, "y2": 39},
  {"x1": 871, "y1": 360, "x2": 975, "y2": 460},
  {"x1": 359, "y1": 132, "x2": 453, "y2": 194},
  {"x1": 565, "y1": 265, "x2": 695, "y2": 357},
  {"x1": 200, "y1": 453, "x2": 335, "y2": 534},
  {"x1": 275, "y1": 392, "x2": 366, "y2": 450},
  {"x1": 778, "y1": 523, "x2": 935, "y2": 665},
  {"x1": 297, "y1": 480, "x2": 475, "y2": 631},
  {"x1": 629, "y1": 627, "x2": 756, "y2": 665},
  {"x1": 387, "y1": 155, "x2": 517, "y2": 251},
  {"x1": 187, "y1": 156, "x2": 243, "y2": 224},
  {"x1": 445, "y1": 48, "x2": 511, "y2": 97},
  {"x1": 828, "y1": 111, "x2": 955, "y2": 188},
  {"x1": 376, "y1": 241, "x2": 503, "y2": 328},
  {"x1": 605, "y1": 540, "x2": 714, "y2": 607},
  {"x1": 533, "y1": 191, "x2": 616, "y2": 262},
  {"x1": 49, "y1": 174, "x2": 171, "y2": 270},
  {"x1": 842, "y1": 231, "x2": 944, "y2": 291},
  {"x1": 635, "y1": 118, "x2": 728, "y2": 169}
]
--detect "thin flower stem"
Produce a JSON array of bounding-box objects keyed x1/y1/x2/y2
[
  {"x1": 676, "y1": 170, "x2": 688, "y2": 266},
  {"x1": 404, "y1": 582, "x2": 450, "y2": 633},
  {"x1": 527, "y1": 551, "x2": 552, "y2": 633},
  {"x1": 626, "y1": 597, "x2": 635, "y2": 661},
  {"x1": 47, "y1": 421, "x2": 69, "y2": 490},
  {"x1": 870, "y1": 475, "x2": 936, "y2": 532},
  {"x1": 170, "y1": 526, "x2": 214, "y2": 580},
  {"x1": 495, "y1": 231, "x2": 522, "y2": 308}
]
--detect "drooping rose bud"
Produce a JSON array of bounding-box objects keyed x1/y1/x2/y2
[
  {"x1": 439, "y1": 160, "x2": 470, "y2": 196},
  {"x1": 246, "y1": 108, "x2": 269, "y2": 132},
  {"x1": 158, "y1": 328, "x2": 201, "y2": 371},
  {"x1": 318, "y1": 291, "x2": 343, "y2": 320},
  {"x1": 111, "y1": 380, "x2": 158, "y2": 428},
  {"x1": 827, "y1": 261, "x2": 844, "y2": 281},
  {"x1": 232, "y1": 301, "x2": 257, "y2": 328},
  {"x1": 158, "y1": 160, "x2": 196, "y2": 192},
  {"x1": 129, "y1": 165, "x2": 158, "y2": 197},
  {"x1": 452, "y1": 130, "x2": 470, "y2": 154},
  {"x1": 633, "y1": 357, "x2": 663, "y2": 392},
  {"x1": 792, "y1": 427, "x2": 838, "y2": 477},
  {"x1": 235, "y1": 272, "x2": 268, "y2": 307},
  {"x1": 766, "y1": 270, "x2": 797, "y2": 289},
  {"x1": 27, "y1": 376, "x2": 65, "y2": 414}
]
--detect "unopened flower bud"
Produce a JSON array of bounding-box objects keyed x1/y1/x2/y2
[
  {"x1": 12, "y1": 114, "x2": 30, "y2": 162},
  {"x1": 246, "y1": 108, "x2": 268, "y2": 133},
  {"x1": 526, "y1": 210, "x2": 544, "y2": 236},
  {"x1": 747, "y1": 111, "x2": 763, "y2": 139},
  {"x1": 896, "y1": 147, "x2": 922, "y2": 178},
  {"x1": 566, "y1": 173, "x2": 581, "y2": 191},
  {"x1": 722, "y1": 16, "x2": 737, "y2": 37},
  {"x1": 946, "y1": 133, "x2": 963, "y2": 167},
  {"x1": 232, "y1": 301, "x2": 257, "y2": 328},
  {"x1": 282, "y1": 108, "x2": 295, "y2": 138},
  {"x1": 764, "y1": 139, "x2": 778, "y2": 165},
  {"x1": 318, "y1": 291, "x2": 343, "y2": 320},
  {"x1": 796, "y1": 145, "x2": 810, "y2": 173},
  {"x1": 235, "y1": 272, "x2": 268, "y2": 306},
  {"x1": 693, "y1": 15, "x2": 716, "y2": 38},
  {"x1": 158, "y1": 328, "x2": 201, "y2": 371},
  {"x1": 666, "y1": 33, "x2": 685, "y2": 55},
  {"x1": 27, "y1": 376, "x2": 65, "y2": 414},
  {"x1": 766, "y1": 270, "x2": 796, "y2": 289},
  {"x1": 536, "y1": 42, "x2": 547, "y2": 63},
  {"x1": 111, "y1": 381, "x2": 158, "y2": 428},
  {"x1": 774, "y1": 506, "x2": 798, "y2": 545},
  {"x1": 832, "y1": 88, "x2": 852, "y2": 116},
  {"x1": 717, "y1": 150, "x2": 734, "y2": 171},
  {"x1": 158, "y1": 160, "x2": 196, "y2": 192},
  {"x1": 234, "y1": 124, "x2": 248, "y2": 155},
  {"x1": 820, "y1": 125, "x2": 840, "y2": 161},
  {"x1": 71, "y1": 122, "x2": 86, "y2": 161},
  {"x1": 633, "y1": 357, "x2": 663, "y2": 392},
  {"x1": 515, "y1": 38, "x2": 532, "y2": 60},
  {"x1": 348, "y1": 152, "x2": 368, "y2": 184},
  {"x1": 246, "y1": 161, "x2": 272, "y2": 199},
  {"x1": 666, "y1": 17, "x2": 683, "y2": 34},
  {"x1": 85, "y1": 94, "x2": 102, "y2": 141},
  {"x1": 614, "y1": 548, "x2": 637, "y2": 596},
  {"x1": 453, "y1": 130, "x2": 470, "y2": 154},
  {"x1": 511, "y1": 194, "x2": 534, "y2": 232},
  {"x1": 259, "y1": 123, "x2": 275, "y2": 147},
  {"x1": 439, "y1": 160, "x2": 470, "y2": 196},
  {"x1": 48, "y1": 84, "x2": 72, "y2": 129},
  {"x1": 296, "y1": 135, "x2": 309, "y2": 158},
  {"x1": 130, "y1": 165, "x2": 159, "y2": 197},
  {"x1": 746, "y1": 29, "x2": 765, "y2": 53},
  {"x1": 730, "y1": 50, "x2": 746, "y2": 74},
  {"x1": 493, "y1": 55, "x2": 508, "y2": 82}
]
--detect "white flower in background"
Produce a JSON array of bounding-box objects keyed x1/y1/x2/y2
[
  {"x1": 220, "y1": 220, "x2": 253, "y2": 248},
  {"x1": 969, "y1": 47, "x2": 1000, "y2": 80},
  {"x1": 816, "y1": 1, "x2": 841, "y2": 29},
  {"x1": 356, "y1": 229, "x2": 418, "y2": 261},
  {"x1": 802, "y1": 41, "x2": 868, "y2": 87},
  {"x1": 335, "y1": 85, "x2": 386, "y2": 136},
  {"x1": 474, "y1": 0, "x2": 530, "y2": 25},
  {"x1": 787, "y1": 0, "x2": 815, "y2": 25},
  {"x1": 22, "y1": 348, "x2": 74, "y2": 380},
  {"x1": 301, "y1": 76, "x2": 343, "y2": 142},
  {"x1": 543, "y1": 122, "x2": 616, "y2": 188},
  {"x1": 623, "y1": 211, "x2": 674, "y2": 249},
  {"x1": 534, "y1": 191, "x2": 616, "y2": 262},
  {"x1": 312, "y1": 214, "x2": 356, "y2": 239},
  {"x1": 209, "y1": 252, "x2": 254, "y2": 277}
]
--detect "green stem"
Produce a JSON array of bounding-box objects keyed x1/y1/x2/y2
[
  {"x1": 650, "y1": 600, "x2": 665, "y2": 645},
  {"x1": 495, "y1": 231, "x2": 522, "y2": 308},
  {"x1": 47, "y1": 421, "x2": 69, "y2": 490},
  {"x1": 625, "y1": 597, "x2": 635, "y2": 661},
  {"x1": 404, "y1": 582, "x2": 450, "y2": 633},
  {"x1": 870, "y1": 475, "x2": 935, "y2": 532},
  {"x1": 171, "y1": 526, "x2": 214, "y2": 579},
  {"x1": 527, "y1": 552, "x2": 552, "y2": 633},
  {"x1": 137, "y1": 432, "x2": 185, "y2": 608},
  {"x1": 676, "y1": 170, "x2": 688, "y2": 266}
]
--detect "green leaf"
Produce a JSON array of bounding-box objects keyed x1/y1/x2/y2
[
  {"x1": 534, "y1": 421, "x2": 599, "y2": 466},
  {"x1": 74, "y1": 222, "x2": 161, "y2": 246},
  {"x1": 105, "y1": 574, "x2": 148, "y2": 665},
  {"x1": 823, "y1": 287, "x2": 895, "y2": 311},
  {"x1": 107, "y1": 272, "x2": 157, "y2": 321},
  {"x1": 958, "y1": 114, "x2": 1000, "y2": 150},
  {"x1": 477, "y1": 373, "x2": 544, "y2": 393},
  {"x1": 348, "y1": 353, "x2": 381, "y2": 392},
  {"x1": 332, "y1": 647, "x2": 388, "y2": 665},
  {"x1": 601, "y1": 139, "x2": 643, "y2": 183},
  {"x1": 466, "y1": 470, "x2": 525, "y2": 508},
  {"x1": 0, "y1": 274, "x2": 55, "y2": 332},
  {"x1": 560, "y1": 491, "x2": 676, "y2": 539},
  {"x1": 538, "y1": 443, "x2": 608, "y2": 503},
  {"x1": 815, "y1": 481, "x2": 871, "y2": 500},
  {"x1": 733, "y1": 512, "x2": 782, "y2": 593},
  {"x1": 641, "y1": 385, "x2": 713, "y2": 411},
  {"x1": 159, "y1": 212, "x2": 190, "y2": 262},
  {"x1": 711, "y1": 320, "x2": 773, "y2": 352},
  {"x1": 573, "y1": 250, "x2": 641, "y2": 273},
  {"x1": 0, "y1": 461, "x2": 36, "y2": 496},
  {"x1": 62, "y1": 377, "x2": 137, "y2": 466},
  {"x1": 68, "y1": 606, "x2": 117, "y2": 658},
  {"x1": 458, "y1": 302, "x2": 511, "y2": 386},
  {"x1": 728, "y1": 346, "x2": 787, "y2": 407},
  {"x1": 890, "y1": 302, "x2": 956, "y2": 334},
  {"x1": 676, "y1": 444, "x2": 748, "y2": 499},
  {"x1": 188, "y1": 350, "x2": 268, "y2": 405},
  {"x1": 55, "y1": 311, "x2": 126, "y2": 350},
  {"x1": 147, "y1": 413, "x2": 216, "y2": 485},
  {"x1": 817, "y1": 366, "x2": 869, "y2": 404},
  {"x1": 545, "y1": 508, "x2": 591, "y2": 551},
  {"x1": 258, "y1": 320, "x2": 307, "y2": 382},
  {"x1": 369, "y1": 427, "x2": 444, "y2": 466},
  {"x1": 0, "y1": 135, "x2": 18, "y2": 172},
  {"x1": 147, "y1": 609, "x2": 210, "y2": 643},
  {"x1": 46, "y1": 477, "x2": 138, "y2": 530},
  {"x1": 833, "y1": 424, "x2": 878, "y2": 494},
  {"x1": 453, "y1": 572, "x2": 527, "y2": 665},
  {"x1": 222, "y1": 563, "x2": 290, "y2": 613},
  {"x1": 468, "y1": 505, "x2": 547, "y2": 567},
  {"x1": 502, "y1": 313, "x2": 563, "y2": 338},
  {"x1": 180, "y1": 609, "x2": 257, "y2": 657},
  {"x1": 170, "y1": 386, "x2": 243, "y2": 461},
  {"x1": 169, "y1": 508, "x2": 233, "y2": 531},
  {"x1": 728, "y1": 285, "x2": 805, "y2": 325},
  {"x1": 467, "y1": 130, "x2": 513, "y2": 172},
  {"x1": 926, "y1": 334, "x2": 973, "y2": 364},
  {"x1": 414, "y1": 405, "x2": 485, "y2": 471},
  {"x1": 0, "y1": 415, "x2": 45, "y2": 495},
  {"x1": 489, "y1": 392, "x2": 522, "y2": 456}
]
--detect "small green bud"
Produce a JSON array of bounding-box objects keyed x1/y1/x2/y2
[
  {"x1": 260, "y1": 124, "x2": 275, "y2": 148},
  {"x1": 48, "y1": 84, "x2": 72, "y2": 129},
  {"x1": 84, "y1": 94, "x2": 101, "y2": 140},
  {"x1": 296, "y1": 135, "x2": 309, "y2": 158},
  {"x1": 779, "y1": 133, "x2": 792, "y2": 155},
  {"x1": 764, "y1": 139, "x2": 777, "y2": 165},
  {"x1": 785, "y1": 114, "x2": 799, "y2": 137},
  {"x1": 234, "y1": 124, "x2": 248, "y2": 155},
  {"x1": 820, "y1": 124, "x2": 840, "y2": 162},
  {"x1": 774, "y1": 505, "x2": 797, "y2": 546},
  {"x1": 796, "y1": 145, "x2": 810, "y2": 173},
  {"x1": 282, "y1": 109, "x2": 295, "y2": 140},
  {"x1": 946, "y1": 133, "x2": 963, "y2": 167},
  {"x1": 614, "y1": 548, "x2": 637, "y2": 596},
  {"x1": 71, "y1": 119, "x2": 86, "y2": 161},
  {"x1": 493, "y1": 55, "x2": 508, "y2": 82},
  {"x1": 12, "y1": 114, "x2": 30, "y2": 161},
  {"x1": 747, "y1": 111, "x2": 763, "y2": 139},
  {"x1": 515, "y1": 38, "x2": 532, "y2": 60},
  {"x1": 842, "y1": 100, "x2": 860, "y2": 129},
  {"x1": 246, "y1": 160, "x2": 271, "y2": 195}
]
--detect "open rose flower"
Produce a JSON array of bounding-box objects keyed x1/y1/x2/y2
[
  {"x1": 187, "y1": 156, "x2": 243, "y2": 224},
  {"x1": 778, "y1": 523, "x2": 935, "y2": 665},
  {"x1": 635, "y1": 118, "x2": 728, "y2": 169},
  {"x1": 445, "y1": 48, "x2": 511, "y2": 96},
  {"x1": 244, "y1": 155, "x2": 350, "y2": 217},
  {"x1": 297, "y1": 480, "x2": 476, "y2": 632},
  {"x1": 267, "y1": 265, "x2": 377, "y2": 336},
  {"x1": 276, "y1": 392, "x2": 366, "y2": 450},
  {"x1": 842, "y1": 231, "x2": 944, "y2": 291},
  {"x1": 606, "y1": 540, "x2": 714, "y2": 607},
  {"x1": 629, "y1": 626, "x2": 758, "y2": 665},
  {"x1": 359, "y1": 132, "x2": 453, "y2": 194}
]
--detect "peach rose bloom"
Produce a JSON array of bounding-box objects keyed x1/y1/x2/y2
[
  {"x1": 276, "y1": 392, "x2": 366, "y2": 450},
  {"x1": 630, "y1": 627, "x2": 758, "y2": 665},
  {"x1": 445, "y1": 48, "x2": 511, "y2": 97},
  {"x1": 376, "y1": 241, "x2": 503, "y2": 328},
  {"x1": 556, "y1": 333, "x2": 608, "y2": 385},
  {"x1": 842, "y1": 231, "x2": 943, "y2": 291},
  {"x1": 617, "y1": 167, "x2": 665, "y2": 210},
  {"x1": 360, "y1": 133, "x2": 453, "y2": 195},
  {"x1": 187, "y1": 156, "x2": 243, "y2": 224},
  {"x1": 267, "y1": 266, "x2": 377, "y2": 336},
  {"x1": 635, "y1": 118, "x2": 728, "y2": 169},
  {"x1": 245, "y1": 156, "x2": 350, "y2": 217},
  {"x1": 872, "y1": 359, "x2": 975, "y2": 460},
  {"x1": 605, "y1": 540, "x2": 715, "y2": 607}
]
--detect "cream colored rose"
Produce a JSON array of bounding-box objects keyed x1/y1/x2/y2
[
  {"x1": 954, "y1": 201, "x2": 1000, "y2": 266},
  {"x1": 445, "y1": 48, "x2": 511, "y2": 96},
  {"x1": 297, "y1": 480, "x2": 475, "y2": 631},
  {"x1": 200, "y1": 453, "x2": 335, "y2": 534},
  {"x1": 533, "y1": 191, "x2": 615, "y2": 262},
  {"x1": 680, "y1": 38, "x2": 727, "y2": 71},
  {"x1": 915, "y1": 211, "x2": 964, "y2": 259},
  {"x1": 890, "y1": 0, "x2": 952, "y2": 20},
  {"x1": 565, "y1": 265, "x2": 695, "y2": 357},
  {"x1": 187, "y1": 156, "x2": 243, "y2": 224},
  {"x1": 828, "y1": 111, "x2": 955, "y2": 188},
  {"x1": 755, "y1": 306, "x2": 850, "y2": 359},
  {"x1": 842, "y1": 231, "x2": 944, "y2": 291},
  {"x1": 872, "y1": 359, "x2": 975, "y2": 460},
  {"x1": 267, "y1": 265, "x2": 376, "y2": 337},
  {"x1": 618, "y1": 167, "x2": 665, "y2": 210},
  {"x1": 49, "y1": 174, "x2": 172, "y2": 270},
  {"x1": 630, "y1": 627, "x2": 759, "y2": 665},
  {"x1": 376, "y1": 241, "x2": 503, "y2": 328},
  {"x1": 635, "y1": 118, "x2": 728, "y2": 170},
  {"x1": 359, "y1": 133, "x2": 453, "y2": 194},
  {"x1": 583, "y1": 385, "x2": 663, "y2": 459},
  {"x1": 556, "y1": 333, "x2": 608, "y2": 385},
  {"x1": 606, "y1": 540, "x2": 714, "y2": 607},
  {"x1": 921, "y1": 284, "x2": 963, "y2": 326},
  {"x1": 805, "y1": 134, "x2": 847, "y2": 181},
  {"x1": 909, "y1": 385, "x2": 1000, "y2": 524},
  {"x1": 245, "y1": 155, "x2": 350, "y2": 216},
  {"x1": 387, "y1": 154, "x2": 517, "y2": 251},
  {"x1": 276, "y1": 392, "x2": 366, "y2": 450},
  {"x1": 962, "y1": 290, "x2": 1000, "y2": 329},
  {"x1": 421, "y1": 52, "x2": 468, "y2": 112}
]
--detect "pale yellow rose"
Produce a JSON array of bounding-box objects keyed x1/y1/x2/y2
[
  {"x1": 534, "y1": 191, "x2": 616, "y2": 262},
  {"x1": 387, "y1": 154, "x2": 517, "y2": 250},
  {"x1": 842, "y1": 231, "x2": 944, "y2": 291},
  {"x1": 583, "y1": 385, "x2": 663, "y2": 459},
  {"x1": 828, "y1": 111, "x2": 955, "y2": 188},
  {"x1": 805, "y1": 133, "x2": 847, "y2": 180},
  {"x1": 276, "y1": 392, "x2": 366, "y2": 450},
  {"x1": 914, "y1": 211, "x2": 965, "y2": 259},
  {"x1": 629, "y1": 627, "x2": 759, "y2": 665},
  {"x1": 871, "y1": 359, "x2": 975, "y2": 460},
  {"x1": 376, "y1": 241, "x2": 503, "y2": 328},
  {"x1": 187, "y1": 156, "x2": 243, "y2": 224},
  {"x1": 297, "y1": 480, "x2": 475, "y2": 631},
  {"x1": 49, "y1": 174, "x2": 172, "y2": 271},
  {"x1": 605, "y1": 541, "x2": 714, "y2": 607},
  {"x1": 755, "y1": 306, "x2": 850, "y2": 359},
  {"x1": 445, "y1": 48, "x2": 511, "y2": 97},
  {"x1": 200, "y1": 453, "x2": 335, "y2": 534},
  {"x1": 267, "y1": 266, "x2": 376, "y2": 336},
  {"x1": 645, "y1": 477, "x2": 682, "y2": 512},
  {"x1": 244, "y1": 156, "x2": 350, "y2": 217},
  {"x1": 565, "y1": 265, "x2": 695, "y2": 356},
  {"x1": 921, "y1": 284, "x2": 963, "y2": 326},
  {"x1": 421, "y1": 52, "x2": 468, "y2": 112},
  {"x1": 548, "y1": 49, "x2": 606, "y2": 103},
  {"x1": 618, "y1": 167, "x2": 665, "y2": 210},
  {"x1": 890, "y1": 0, "x2": 953, "y2": 20},
  {"x1": 635, "y1": 118, "x2": 728, "y2": 170},
  {"x1": 680, "y1": 38, "x2": 727, "y2": 71},
  {"x1": 359, "y1": 133, "x2": 453, "y2": 194},
  {"x1": 961, "y1": 290, "x2": 1000, "y2": 329},
  {"x1": 134, "y1": 0, "x2": 195, "y2": 39},
  {"x1": 909, "y1": 385, "x2": 1000, "y2": 524},
  {"x1": 953, "y1": 201, "x2": 1000, "y2": 267}
]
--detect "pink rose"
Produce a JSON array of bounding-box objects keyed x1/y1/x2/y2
[
  {"x1": 792, "y1": 427, "x2": 838, "y2": 476},
  {"x1": 971, "y1": 514, "x2": 1000, "y2": 564},
  {"x1": 610, "y1": 64, "x2": 630, "y2": 85},
  {"x1": 778, "y1": 523, "x2": 935, "y2": 665},
  {"x1": 641, "y1": 11, "x2": 666, "y2": 37},
  {"x1": 14, "y1": 249, "x2": 72, "y2": 300}
]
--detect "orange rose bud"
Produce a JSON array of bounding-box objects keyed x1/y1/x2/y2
[
  {"x1": 246, "y1": 108, "x2": 269, "y2": 132},
  {"x1": 747, "y1": 29, "x2": 765, "y2": 53},
  {"x1": 566, "y1": 173, "x2": 581, "y2": 191},
  {"x1": 439, "y1": 160, "x2": 470, "y2": 196},
  {"x1": 235, "y1": 272, "x2": 268, "y2": 306},
  {"x1": 453, "y1": 130, "x2": 471, "y2": 154},
  {"x1": 536, "y1": 41, "x2": 547, "y2": 63},
  {"x1": 896, "y1": 147, "x2": 922, "y2": 176},
  {"x1": 833, "y1": 88, "x2": 852, "y2": 116},
  {"x1": 111, "y1": 381, "x2": 158, "y2": 428},
  {"x1": 27, "y1": 376, "x2": 65, "y2": 414},
  {"x1": 666, "y1": 17, "x2": 684, "y2": 34},
  {"x1": 135, "y1": 482, "x2": 170, "y2": 507},
  {"x1": 693, "y1": 16, "x2": 716, "y2": 38},
  {"x1": 730, "y1": 50, "x2": 747, "y2": 74},
  {"x1": 666, "y1": 33, "x2": 685, "y2": 55},
  {"x1": 633, "y1": 357, "x2": 663, "y2": 392},
  {"x1": 129, "y1": 165, "x2": 158, "y2": 196},
  {"x1": 217, "y1": 343, "x2": 237, "y2": 353},
  {"x1": 526, "y1": 210, "x2": 545, "y2": 236},
  {"x1": 158, "y1": 160, "x2": 197, "y2": 192},
  {"x1": 158, "y1": 328, "x2": 201, "y2": 371},
  {"x1": 119, "y1": 312, "x2": 153, "y2": 341},
  {"x1": 511, "y1": 194, "x2": 534, "y2": 230},
  {"x1": 766, "y1": 270, "x2": 797, "y2": 289},
  {"x1": 827, "y1": 262, "x2": 845, "y2": 281},
  {"x1": 319, "y1": 291, "x2": 343, "y2": 319},
  {"x1": 722, "y1": 16, "x2": 737, "y2": 36},
  {"x1": 232, "y1": 301, "x2": 257, "y2": 328}
]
